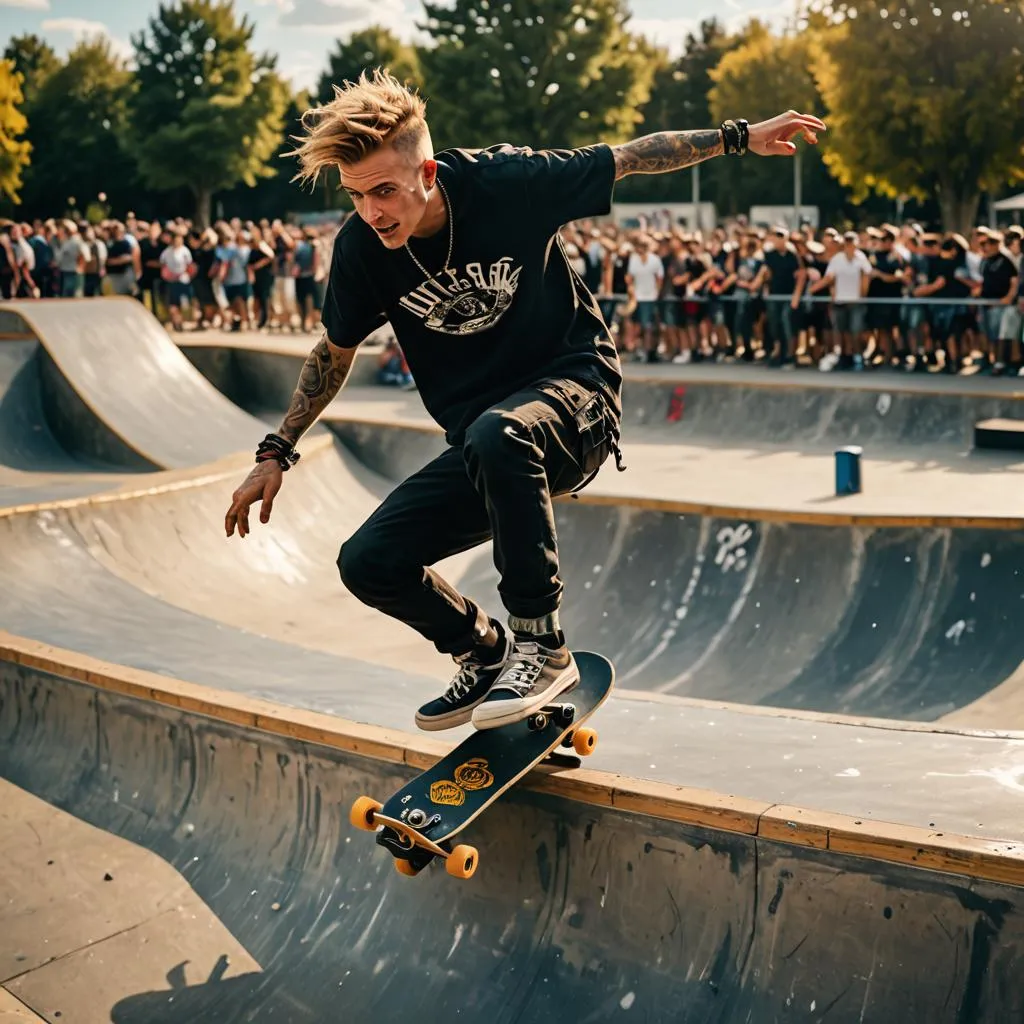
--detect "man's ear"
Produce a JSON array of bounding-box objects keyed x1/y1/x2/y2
[{"x1": 422, "y1": 159, "x2": 438, "y2": 189}]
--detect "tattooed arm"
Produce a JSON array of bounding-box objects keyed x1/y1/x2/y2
[
  {"x1": 612, "y1": 130, "x2": 724, "y2": 181},
  {"x1": 611, "y1": 112, "x2": 828, "y2": 181},
  {"x1": 225, "y1": 331, "x2": 357, "y2": 538},
  {"x1": 277, "y1": 331, "x2": 358, "y2": 444}
]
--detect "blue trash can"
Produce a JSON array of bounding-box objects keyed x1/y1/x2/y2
[{"x1": 835, "y1": 446, "x2": 863, "y2": 495}]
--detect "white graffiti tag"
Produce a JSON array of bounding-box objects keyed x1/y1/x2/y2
[{"x1": 715, "y1": 523, "x2": 753, "y2": 573}]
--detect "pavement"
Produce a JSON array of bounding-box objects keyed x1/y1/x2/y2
[{"x1": 2, "y1": 299, "x2": 1024, "y2": 1022}]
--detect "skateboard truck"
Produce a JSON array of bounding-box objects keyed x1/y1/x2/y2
[{"x1": 350, "y1": 800, "x2": 479, "y2": 880}]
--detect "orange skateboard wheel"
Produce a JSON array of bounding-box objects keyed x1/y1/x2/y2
[
  {"x1": 395, "y1": 858, "x2": 420, "y2": 877},
  {"x1": 445, "y1": 844, "x2": 478, "y2": 879},
  {"x1": 350, "y1": 796, "x2": 382, "y2": 831},
  {"x1": 573, "y1": 728, "x2": 598, "y2": 756}
]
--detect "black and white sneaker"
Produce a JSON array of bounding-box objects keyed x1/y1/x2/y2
[
  {"x1": 415, "y1": 642, "x2": 510, "y2": 731},
  {"x1": 471, "y1": 641, "x2": 579, "y2": 730}
]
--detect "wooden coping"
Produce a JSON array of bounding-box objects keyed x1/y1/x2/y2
[{"x1": 2, "y1": 630, "x2": 1021, "y2": 888}]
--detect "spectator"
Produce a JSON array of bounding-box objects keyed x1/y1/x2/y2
[
  {"x1": 81, "y1": 224, "x2": 106, "y2": 298},
  {"x1": 159, "y1": 230, "x2": 193, "y2": 332},
  {"x1": 0, "y1": 221, "x2": 19, "y2": 299},
  {"x1": 105, "y1": 222, "x2": 137, "y2": 297},
  {"x1": 626, "y1": 238, "x2": 664, "y2": 363},
  {"x1": 10, "y1": 223, "x2": 37, "y2": 298},
  {"x1": 820, "y1": 231, "x2": 872, "y2": 370},
  {"x1": 189, "y1": 228, "x2": 220, "y2": 329},
  {"x1": 974, "y1": 228, "x2": 1019, "y2": 375},
  {"x1": 292, "y1": 226, "x2": 320, "y2": 332},
  {"x1": 216, "y1": 227, "x2": 251, "y2": 332},
  {"x1": 55, "y1": 220, "x2": 87, "y2": 298},
  {"x1": 761, "y1": 226, "x2": 805, "y2": 367},
  {"x1": 377, "y1": 337, "x2": 415, "y2": 388},
  {"x1": 866, "y1": 227, "x2": 907, "y2": 367},
  {"x1": 247, "y1": 225, "x2": 276, "y2": 330}
]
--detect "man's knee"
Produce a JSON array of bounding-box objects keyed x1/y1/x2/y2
[
  {"x1": 337, "y1": 533, "x2": 382, "y2": 595},
  {"x1": 463, "y1": 408, "x2": 527, "y2": 470}
]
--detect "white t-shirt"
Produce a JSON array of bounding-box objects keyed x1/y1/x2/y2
[
  {"x1": 627, "y1": 252, "x2": 664, "y2": 302},
  {"x1": 826, "y1": 250, "x2": 872, "y2": 303},
  {"x1": 160, "y1": 244, "x2": 193, "y2": 284}
]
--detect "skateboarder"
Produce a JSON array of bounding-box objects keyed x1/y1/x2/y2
[{"x1": 224, "y1": 69, "x2": 825, "y2": 731}]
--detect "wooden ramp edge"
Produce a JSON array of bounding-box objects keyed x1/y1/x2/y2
[{"x1": 2, "y1": 631, "x2": 1022, "y2": 889}]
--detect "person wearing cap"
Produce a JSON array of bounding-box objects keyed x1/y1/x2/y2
[
  {"x1": 971, "y1": 228, "x2": 1019, "y2": 375},
  {"x1": 817, "y1": 230, "x2": 872, "y2": 370},
  {"x1": 866, "y1": 227, "x2": 907, "y2": 367},
  {"x1": 909, "y1": 233, "x2": 948, "y2": 371},
  {"x1": 798, "y1": 238, "x2": 830, "y2": 364}
]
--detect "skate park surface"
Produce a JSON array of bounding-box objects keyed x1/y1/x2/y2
[{"x1": 2, "y1": 297, "x2": 1024, "y2": 1022}]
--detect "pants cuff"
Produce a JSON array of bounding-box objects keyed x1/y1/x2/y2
[{"x1": 508, "y1": 612, "x2": 561, "y2": 636}]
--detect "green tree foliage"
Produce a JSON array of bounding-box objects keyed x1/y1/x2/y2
[
  {"x1": 620, "y1": 19, "x2": 737, "y2": 203},
  {"x1": 418, "y1": 0, "x2": 658, "y2": 150},
  {"x1": 16, "y1": 39, "x2": 136, "y2": 218},
  {"x1": 0, "y1": 60, "x2": 31, "y2": 204},
  {"x1": 708, "y1": 22, "x2": 837, "y2": 217},
  {"x1": 317, "y1": 26, "x2": 422, "y2": 106},
  {"x1": 810, "y1": 0, "x2": 1024, "y2": 231},
  {"x1": 2, "y1": 34, "x2": 59, "y2": 103},
  {"x1": 130, "y1": 0, "x2": 289, "y2": 227}
]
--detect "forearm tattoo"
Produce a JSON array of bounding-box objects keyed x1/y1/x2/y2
[
  {"x1": 278, "y1": 332, "x2": 355, "y2": 443},
  {"x1": 612, "y1": 130, "x2": 724, "y2": 180}
]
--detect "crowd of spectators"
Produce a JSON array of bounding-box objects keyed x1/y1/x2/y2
[
  {"x1": 0, "y1": 214, "x2": 336, "y2": 334},
  {"x1": 3, "y1": 209, "x2": 1023, "y2": 378},
  {"x1": 562, "y1": 219, "x2": 1024, "y2": 376}
]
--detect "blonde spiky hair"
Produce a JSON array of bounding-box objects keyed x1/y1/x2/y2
[{"x1": 290, "y1": 68, "x2": 428, "y2": 188}]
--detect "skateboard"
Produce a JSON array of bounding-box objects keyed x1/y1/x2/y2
[{"x1": 349, "y1": 651, "x2": 615, "y2": 880}]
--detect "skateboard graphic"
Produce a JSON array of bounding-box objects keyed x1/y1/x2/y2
[{"x1": 350, "y1": 651, "x2": 615, "y2": 879}]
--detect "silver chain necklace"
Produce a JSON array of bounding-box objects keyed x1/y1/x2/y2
[{"x1": 404, "y1": 178, "x2": 453, "y2": 280}]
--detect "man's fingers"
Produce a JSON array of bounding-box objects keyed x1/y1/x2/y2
[{"x1": 260, "y1": 476, "x2": 282, "y2": 524}]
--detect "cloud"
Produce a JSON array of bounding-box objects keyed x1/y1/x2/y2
[
  {"x1": 41, "y1": 17, "x2": 133, "y2": 61},
  {"x1": 277, "y1": 0, "x2": 408, "y2": 30},
  {"x1": 629, "y1": 17, "x2": 703, "y2": 58},
  {"x1": 0, "y1": 0, "x2": 49, "y2": 9}
]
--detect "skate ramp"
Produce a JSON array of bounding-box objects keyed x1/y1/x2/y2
[
  {"x1": 0, "y1": 299, "x2": 264, "y2": 471},
  {"x1": 2, "y1": 659, "x2": 1023, "y2": 1024}
]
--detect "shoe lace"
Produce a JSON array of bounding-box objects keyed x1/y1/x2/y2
[
  {"x1": 498, "y1": 643, "x2": 547, "y2": 696},
  {"x1": 444, "y1": 652, "x2": 484, "y2": 704}
]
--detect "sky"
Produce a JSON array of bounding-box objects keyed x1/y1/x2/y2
[{"x1": 1, "y1": 0, "x2": 797, "y2": 93}]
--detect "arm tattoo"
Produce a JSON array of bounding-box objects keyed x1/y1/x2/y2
[
  {"x1": 278, "y1": 331, "x2": 356, "y2": 444},
  {"x1": 612, "y1": 130, "x2": 724, "y2": 181}
]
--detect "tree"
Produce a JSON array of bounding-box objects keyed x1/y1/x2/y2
[
  {"x1": 317, "y1": 26, "x2": 422, "y2": 106},
  {"x1": 708, "y1": 21, "x2": 846, "y2": 220},
  {"x1": 16, "y1": 39, "x2": 136, "y2": 219},
  {"x1": 0, "y1": 61, "x2": 31, "y2": 204},
  {"x1": 2, "y1": 34, "x2": 59, "y2": 104},
  {"x1": 418, "y1": 0, "x2": 658, "y2": 151},
  {"x1": 809, "y1": 0, "x2": 1024, "y2": 231},
  {"x1": 130, "y1": 0, "x2": 289, "y2": 227},
  {"x1": 619, "y1": 19, "x2": 737, "y2": 203}
]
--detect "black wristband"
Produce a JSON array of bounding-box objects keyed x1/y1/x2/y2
[
  {"x1": 255, "y1": 432, "x2": 300, "y2": 471},
  {"x1": 721, "y1": 119, "x2": 749, "y2": 156}
]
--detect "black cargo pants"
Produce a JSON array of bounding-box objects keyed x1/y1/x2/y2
[{"x1": 337, "y1": 377, "x2": 620, "y2": 654}]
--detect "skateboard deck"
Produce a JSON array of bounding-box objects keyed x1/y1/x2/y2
[{"x1": 350, "y1": 651, "x2": 614, "y2": 879}]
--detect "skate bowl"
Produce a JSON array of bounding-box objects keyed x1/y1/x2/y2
[
  {"x1": 2, "y1": 650, "x2": 1023, "y2": 1023},
  {"x1": 3, "y1": 299, "x2": 1024, "y2": 1021}
]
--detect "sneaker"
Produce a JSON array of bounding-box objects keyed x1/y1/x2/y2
[
  {"x1": 471, "y1": 641, "x2": 579, "y2": 730},
  {"x1": 415, "y1": 640, "x2": 510, "y2": 731}
]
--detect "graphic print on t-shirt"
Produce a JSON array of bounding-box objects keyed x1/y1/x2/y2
[{"x1": 398, "y1": 257, "x2": 522, "y2": 335}]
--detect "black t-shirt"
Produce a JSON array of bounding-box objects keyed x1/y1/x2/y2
[
  {"x1": 981, "y1": 251, "x2": 1017, "y2": 299},
  {"x1": 106, "y1": 238, "x2": 133, "y2": 268},
  {"x1": 762, "y1": 246, "x2": 801, "y2": 294},
  {"x1": 868, "y1": 250, "x2": 905, "y2": 297},
  {"x1": 322, "y1": 143, "x2": 622, "y2": 444},
  {"x1": 139, "y1": 238, "x2": 162, "y2": 283}
]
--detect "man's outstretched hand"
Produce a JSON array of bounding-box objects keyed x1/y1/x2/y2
[
  {"x1": 748, "y1": 111, "x2": 827, "y2": 157},
  {"x1": 225, "y1": 461, "x2": 283, "y2": 539}
]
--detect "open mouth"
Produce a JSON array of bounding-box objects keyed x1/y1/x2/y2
[{"x1": 376, "y1": 224, "x2": 399, "y2": 238}]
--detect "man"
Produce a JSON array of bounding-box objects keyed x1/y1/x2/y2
[
  {"x1": 866, "y1": 227, "x2": 906, "y2": 366},
  {"x1": 224, "y1": 70, "x2": 824, "y2": 731},
  {"x1": 820, "y1": 231, "x2": 872, "y2": 370},
  {"x1": 625, "y1": 237, "x2": 664, "y2": 362},
  {"x1": 761, "y1": 226, "x2": 805, "y2": 367}
]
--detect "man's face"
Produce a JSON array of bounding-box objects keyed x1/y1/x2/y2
[{"x1": 340, "y1": 143, "x2": 434, "y2": 250}]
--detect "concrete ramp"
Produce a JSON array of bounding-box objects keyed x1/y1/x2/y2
[
  {"x1": 1, "y1": 659, "x2": 1022, "y2": 1023},
  {"x1": 0, "y1": 299, "x2": 264, "y2": 469}
]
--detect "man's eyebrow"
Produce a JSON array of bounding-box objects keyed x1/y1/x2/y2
[{"x1": 342, "y1": 182, "x2": 396, "y2": 195}]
